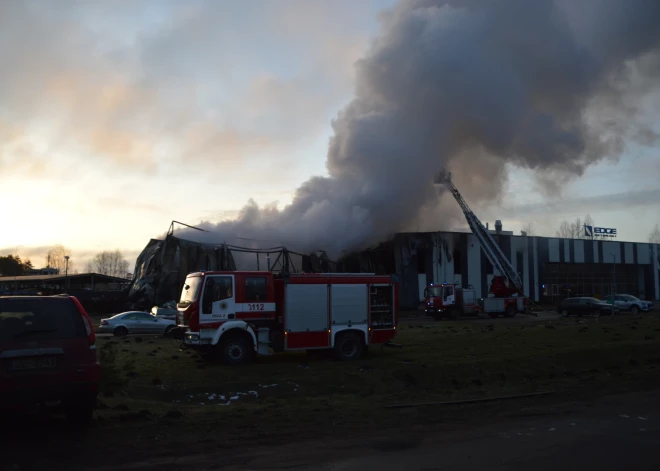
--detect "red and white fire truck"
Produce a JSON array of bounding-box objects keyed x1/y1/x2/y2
[
  {"x1": 423, "y1": 282, "x2": 477, "y2": 320},
  {"x1": 428, "y1": 170, "x2": 531, "y2": 320},
  {"x1": 424, "y1": 277, "x2": 526, "y2": 320},
  {"x1": 174, "y1": 271, "x2": 398, "y2": 364}
]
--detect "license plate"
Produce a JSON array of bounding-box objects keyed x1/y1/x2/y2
[{"x1": 11, "y1": 357, "x2": 57, "y2": 371}]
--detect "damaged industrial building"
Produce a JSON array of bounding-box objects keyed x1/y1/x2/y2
[
  {"x1": 129, "y1": 221, "x2": 660, "y2": 311},
  {"x1": 128, "y1": 223, "x2": 338, "y2": 310}
]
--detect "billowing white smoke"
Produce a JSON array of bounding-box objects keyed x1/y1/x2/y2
[{"x1": 174, "y1": 0, "x2": 660, "y2": 259}]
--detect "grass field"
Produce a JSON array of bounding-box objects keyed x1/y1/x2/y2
[
  {"x1": 93, "y1": 314, "x2": 660, "y2": 434},
  {"x1": 7, "y1": 312, "x2": 660, "y2": 470}
]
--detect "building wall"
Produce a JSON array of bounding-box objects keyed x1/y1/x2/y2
[{"x1": 392, "y1": 233, "x2": 660, "y2": 309}]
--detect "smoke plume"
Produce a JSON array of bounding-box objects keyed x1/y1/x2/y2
[{"x1": 176, "y1": 0, "x2": 660, "y2": 258}]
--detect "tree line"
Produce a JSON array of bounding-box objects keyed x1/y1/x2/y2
[
  {"x1": 0, "y1": 255, "x2": 33, "y2": 277},
  {"x1": 520, "y1": 214, "x2": 660, "y2": 244},
  {"x1": 1, "y1": 246, "x2": 131, "y2": 278}
]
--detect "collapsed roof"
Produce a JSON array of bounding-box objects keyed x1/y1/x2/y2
[{"x1": 128, "y1": 233, "x2": 337, "y2": 309}]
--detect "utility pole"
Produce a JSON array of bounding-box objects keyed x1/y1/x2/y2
[{"x1": 64, "y1": 255, "x2": 70, "y2": 292}]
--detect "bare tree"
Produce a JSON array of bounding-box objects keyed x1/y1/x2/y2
[
  {"x1": 90, "y1": 250, "x2": 130, "y2": 277},
  {"x1": 584, "y1": 213, "x2": 594, "y2": 228},
  {"x1": 556, "y1": 220, "x2": 574, "y2": 238},
  {"x1": 649, "y1": 223, "x2": 660, "y2": 244},
  {"x1": 521, "y1": 222, "x2": 535, "y2": 236},
  {"x1": 556, "y1": 214, "x2": 595, "y2": 239},
  {"x1": 45, "y1": 245, "x2": 73, "y2": 274}
]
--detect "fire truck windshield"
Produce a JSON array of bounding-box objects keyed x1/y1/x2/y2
[
  {"x1": 425, "y1": 286, "x2": 443, "y2": 297},
  {"x1": 179, "y1": 276, "x2": 202, "y2": 305}
]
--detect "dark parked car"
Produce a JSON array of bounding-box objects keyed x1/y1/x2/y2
[
  {"x1": 557, "y1": 297, "x2": 621, "y2": 317},
  {"x1": 0, "y1": 295, "x2": 100, "y2": 423}
]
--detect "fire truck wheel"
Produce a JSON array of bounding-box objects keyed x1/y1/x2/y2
[
  {"x1": 505, "y1": 304, "x2": 516, "y2": 318},
  {"x1": 220, "y1": 332, "x2": 252, "y2": 365},
  {"x1": 333, "y1": 331, "x2": 363, "y2": 362},
  {"x1": 450, "y1": 308, "x2": 461, "y2": 320}
]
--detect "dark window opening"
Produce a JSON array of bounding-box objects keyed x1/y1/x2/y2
[
  {"x1": 453, "y1": 249, "x2": 462, "y2": 275},
  {"x1": 417, "y1": 248, "x2": 427, "y2": 274}
]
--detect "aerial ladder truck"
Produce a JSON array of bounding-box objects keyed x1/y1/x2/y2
[{"x1": 423, "y1": 170, "x2": 527, "y2": 320}]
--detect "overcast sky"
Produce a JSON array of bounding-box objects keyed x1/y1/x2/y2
[{"x1": 1, "y1": 0, "x2": 659, "y2": 271}]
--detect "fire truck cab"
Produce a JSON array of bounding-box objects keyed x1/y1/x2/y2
[
  {"x1": 174, "y1": 271, "x2": 398, "y2": 364},
  {"x1": 423, "y1": 282, "x2": 477, "y2": 320}
]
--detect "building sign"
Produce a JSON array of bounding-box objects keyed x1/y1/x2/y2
[{"x1": 584, "y1": 225, "x2": 617, "y2": 238}]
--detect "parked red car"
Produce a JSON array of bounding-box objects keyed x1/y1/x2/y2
[{"x1": 0, "y1": 295, "x2": 100, "y2": 423}]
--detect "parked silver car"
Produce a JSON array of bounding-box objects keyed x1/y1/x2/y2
[
  {"x1": 602, "y1": 295, "x2": 654, "y2": 314},
  {"x1": 99, "y1": 311, "x2": 176, "y2": 337}
]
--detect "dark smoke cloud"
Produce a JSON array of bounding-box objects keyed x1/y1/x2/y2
[{"x1": 175, "y1": 0, "x2": 660, "y2": 258}]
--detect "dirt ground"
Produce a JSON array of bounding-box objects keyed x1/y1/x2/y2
[
  {"x1": 4, "y1": 312, "x2": 660, "y2": 470},
  {"x1": 87, "y1": 388, "x2": 660, "y2": 471}
]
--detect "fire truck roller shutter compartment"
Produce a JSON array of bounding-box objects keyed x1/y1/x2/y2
[
  {"x1": 462, "y1": 288, "x2": 476, "y2": 313},
  {"x1": 330, "y1": 284, "x2": 369, "y2": 348},
  {"x1": 285, "y1": 284, "x2": 330, "y2": 349}
]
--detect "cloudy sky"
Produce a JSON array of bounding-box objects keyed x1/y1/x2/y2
[{"x1": 1, "y1": 0, "x2": 659, "y2": 271}]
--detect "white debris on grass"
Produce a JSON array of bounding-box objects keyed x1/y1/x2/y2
[{"x1": 181, "y1": 389, "x2": 263, "y2": 406}]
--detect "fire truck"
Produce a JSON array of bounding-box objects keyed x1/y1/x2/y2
[
  {"x1": 426, "y1": 170, "x2": 528, "y2": 319},
  {"x1": 424, "y1": 277, "x2": 526, "y2": 319},
  {"x1": 423, "y1": 282, "x2": 477, "y2": 320},
  {"x1": 173, "y1": 271, "x2": 398, "y2": 364}
]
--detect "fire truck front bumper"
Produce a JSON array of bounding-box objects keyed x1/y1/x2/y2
[
  {"x1": 168, "y1": 326, "x2": 202, "y2": 345},
  {"x1": 183, "y1": 332, "x2": 201, "y2": 345}
]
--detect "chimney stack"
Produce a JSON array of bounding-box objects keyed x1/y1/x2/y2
[{"x1": 495, "y1": 220, "x2": 503, "y2": 234}]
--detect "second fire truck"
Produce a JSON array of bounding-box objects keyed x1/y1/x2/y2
[
  {"x1": 174, "y1": 271, "x2": 398, "y2": 364},
  {"x1": 424, "y1": 170, "x2": 528, "y2": 319}
]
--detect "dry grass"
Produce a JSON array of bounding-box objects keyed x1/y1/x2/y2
[
  {"x1": 7, "y1": 314, "x2": 660, "y2": 471},
  {"x1": 95, "y1": 314, "x2": 660, "y2": 414}
]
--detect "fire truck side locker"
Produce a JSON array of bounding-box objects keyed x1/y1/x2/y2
[
  {"x1": 482, "y1": 297, "x2": 506, "y2": 314},
  {"x1": 284, "y1": 284, "x2": 330, "y2": 349},
  {"x1": 330, "y1": 284, "x2": 369, "y2": 347}
]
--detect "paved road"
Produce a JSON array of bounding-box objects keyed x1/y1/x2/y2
[
  {"x1": 227, "y1": 393, "x2": 660, "y2": 471},
  {"x1": 302, "y1": 417, "x2": 659, "y2": 470},
  {"x1": 91, "y1": 390, "x2": 660, "y2": 471}
]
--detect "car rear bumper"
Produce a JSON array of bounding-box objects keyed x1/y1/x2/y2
[{"x1": 0, "y1": 381, "x2": 98, "y2": 408}]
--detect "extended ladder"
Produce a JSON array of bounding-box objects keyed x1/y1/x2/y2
[{"x1": 434, "y1": 170, "x2": 523, "y2": 293}]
